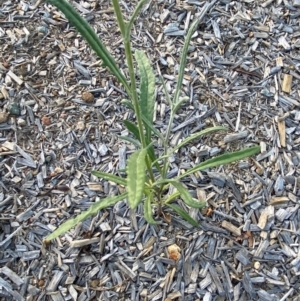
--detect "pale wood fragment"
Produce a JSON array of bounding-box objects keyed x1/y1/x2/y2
[
  {"x1": 221, "y1": 221, "x2": 241, "y2": 236},
  {"x1": 282, "y1": 74, "x2": 293, "y2": 93},
  {"x1": 277, "y1": 119, "x2": 286, "y2": 147}
]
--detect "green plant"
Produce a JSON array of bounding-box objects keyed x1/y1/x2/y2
[{"x1": 44, "y1": 0, "x2": 260, "y2": 242}]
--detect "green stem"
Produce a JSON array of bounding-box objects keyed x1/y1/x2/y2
[
  {"x1": 111, "y1": 0, "x2": 155, "y2": 183},
  {"x1": 162, "y1": 111, "x2": 176, "y2": 178}
]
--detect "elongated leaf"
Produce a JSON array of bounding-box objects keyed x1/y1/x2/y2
[
  {"x1": 171, "y1": 126, "x2": 227, "y2": 154},
  {"x1": 124, "y1": 120, "x2": 141, "y2": 141},
  {"x1": 173, "y1": 1, "x2": 216, "y2": 105},
  {"x1": 46, "y1": 0, "x2": 130, "y2": 94},
  {"x1": 141, "y1": 115, "x2": 164, "y2": 141},
  {"x1": 178, "y1": 145, "x2": 260, "y2": 180},
  {"x1": 168, "y1": 181, "x2": 206, "y2": 208},
  {"x1": 45, "y1": 193, "x2": 128, "y2": 241},
  {"x1": 121, "y1": 99, "x2": 134, "y2": 111},
  {"x1": 126, "y1": 148, "x2": 147, "y2": 208},
  {"x1": 119, "y1": 136, "x2": 141, "y2": 148},
  {"x1": 121, "y1": 99, "x2": 164, "y2": 141},
  {"x1": 144, "y1": 192, "x2": 156, "y2": 224},
  {"x1": 91, "y1": 171, "x2": 127, "y2": 186},
  {"x1": 136, "y1": 50, "x2": 155, "y2": 124},
  {"x1": 166, "y1": 203, "x2": 198, "y2": 227},
  {"x1": 173, "y1": 96, "x2": 189, "y2": 114}
]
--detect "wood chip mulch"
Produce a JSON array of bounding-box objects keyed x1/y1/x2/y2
[{"x1": 0, "y1": 0, "x2": 300, "y2": 300}]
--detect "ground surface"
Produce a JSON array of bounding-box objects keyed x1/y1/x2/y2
[{"x1": 0, "y1": 0, "x2": 300, "y2": 300}]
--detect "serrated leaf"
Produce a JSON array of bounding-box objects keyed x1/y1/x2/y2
[
  {"x1": 144, "y1": 192, "x2": 156, "y2": 224},
  {"x1": 91, "y1": 171, "x2": 127, "y2": 186},
  {"x1": 178, "y1": 145, "x2": 260, "y2": 180},
  {"x1": 45, "y1": 193, "x2": 128, "y2": 241},
  {"x1": 136, "y1": 50, "x2": 155, "y2": 124},
  {"x1": 166, "y1": 203, "x2": 198, "y2": 227},
  {"x1": 126, "y1": 148, "x2": 147, "y2": 208},
  {"x1": 168, "y1": 181, "x2": 206, "y2": 208},
  {"x1": 124, "y1": 120, "x2": 141, "y2": 141}
]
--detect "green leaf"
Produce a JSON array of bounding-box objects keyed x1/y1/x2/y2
[
  {"x1": 124, "y1": 120, "x2": 141, "y2": 141},
  {"x1": 141, "y1": 115, "x2": 164, "y2": 141},
  {"x1": 168, "y1": 181, "x2": 206, "y2": 208},
  {"x1": 173, "y1": 96, "x2": 189, "y2": 114},
  {"x1": 166, "y1": 203, "x2": 198, "y2": 227},
  {"x1": 121, "y1": 99, "x2": 134, "y2": 111},
  {"x1": 121, "y1": 100, "x2": 164, "y2": 142},
  {"x1": 46, "y1": 0, "x2": 130, "y2": 94},
  {"x1": 135, "y1": 50, "x2": 155, "y2": 143},
  {"x1": 91, "y1": 170, "x2": 127, "y2": 186},
  {"x1": 136, "y1": 50, "x2": 155, "y2": 124},
  {"x1": 178, "y1": 145, "x2": 261, "y2": 180},
  {"x1": 173, "y1": 2, "x2": 215, "y2": 105},
  {"x1": 144, "y1": 192, "x2": 156, "y2": 224},
  {"x1": 118, "y1": 136, "x2": 141, "y2": 148},
  {"x1": 45, "y1": 193, "x2": 128, "y2": 241},
  {"x1": 171, "y1": 126, "x2": 227, "y2": 154},
  {"x1": 126, "y1": 148, "x2": 147, "y2": 208}
]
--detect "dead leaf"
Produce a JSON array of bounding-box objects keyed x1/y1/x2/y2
[{"x1": 162, "y1": 211, "x2": 171, "y2": 223}]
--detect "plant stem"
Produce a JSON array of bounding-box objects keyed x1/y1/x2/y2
[
  {"x1": 162, "y1": 111, "x2": 175, "y2": 178},
  {"x1": 111, "y1": 0, "x2": 155, "y2": 183}
]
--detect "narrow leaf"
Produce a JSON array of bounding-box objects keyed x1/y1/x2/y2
[
  {"x1": 121, "y1": 100, "x2": 164, "y2": 141},
  {"x1": 126, "y1": 148, "x2": 147, "y2": 208},
  {"x1": 173, "y1": 2, "x2": 215, "y2": 105},
  {"x1": 169, "y1": 181, "x2": 206, "y2": 208},
  {"x1": 121, "y1": 99, "x2": 134, "y2": 111},
  {"x1": 166, "y1": 203, "x2": 198, "y2": 227},
  {"x1": 118, "y1": 136, "x2": 141, "y2": 148},
  {"x1": 46, "y1": 0, "x2": 130, "y2": 94},
  {"x1": 124, "y1": 120, "x2": 141, "y2": 141},
  {"x1": 144, "y1": 192, "x2": 156, "y2": 224},
  {"x1": 91, "y1": 171, "x2": 126, "y2": 186},
  {"x1": 178, "y1": 146, "x2": 260, "y2": 180},
  {"x1": 141, "y1": 115, "x2": 164, "y2": 141},
  {"x1": 170, "y1": 126, "x2": 227, "y2": 154},
  {"x1": 45, "y1": 193, "x2": 128, "y2": 241}
]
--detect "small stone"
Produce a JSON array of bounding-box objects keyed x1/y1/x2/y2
[
  {"x1": 0, "y1": 111, "x2": 9, "y2": 123},
  {"x1": 254, "y1": 261, "x2": 260, "y2": 270},
  {"x1": 77, "y1": 121, "x2": 85, "y2": 131},
  {"x1": 17, "y1": 118, "x2": 26, "y2": 126},
  {"x1": 82, "y1": 91, "x2": 94, "y2": 103}
]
